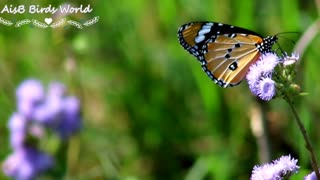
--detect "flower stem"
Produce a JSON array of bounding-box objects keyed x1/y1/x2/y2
[{"x1": 284, "y1": 94, "x2": 320, "y2": 179}]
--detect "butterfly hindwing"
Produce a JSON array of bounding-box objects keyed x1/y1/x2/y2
[
  {"x1": 202, "y1": 34, "x2": 263, "y2": 87},
  {"x1": 177, "y1": 21, "x2": 278, "y2": 88}
]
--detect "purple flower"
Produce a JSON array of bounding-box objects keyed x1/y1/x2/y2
[
  {"x1": 256, "y1": 53, "x2": 280, "y2": 73},
  {"x1": 33, "y1": 95, "x2": 64, "y2": 126},
  {"x1": 29, "y1": 81, "x2": 81, "y2": 139},
  {"x1": 16, "y1": 79, "x2": 44, "y2": 118},
  {"x1": 282, "y1": 52, "x2": 299, "y2": 66},
  {"x1": 32, "y1": 82, "x2": 65, "y2": 125},
  {"x1": 305, "y1": 171, "x2": 320, "y2": 180},
  {"x1": 250, "y1": 155, "x2": 299, "y2": 180},
  {"x1": 272, "y1": 155, "x2": 299, "y2": 175},
  {"x1": 3, "y1": 79, "x2": 82, "y2": 179},
  {"x1": 54, "y1": 96, "x2": 82, "y2": 139},
  {"x1": 8, "y1": 113, "x2": 27, "y2": 149},
  {"x1": 246, "y1": 53, "x2": 280, "y2": 101},
  {"x1": 2, "y1": 147, "x2": 53, "y2": 180},
  {"x1": 33, "y1": 94, "x2": 82, "y2": 139},
  {"x1": 16, "y1": 79, "x2": 44, "y2": 103},
  {"x1": 256, "y1": 77, "x2": 276, "y2": 101}
]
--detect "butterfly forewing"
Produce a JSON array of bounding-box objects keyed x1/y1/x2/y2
[{"x1": 177, "y1": 21, "x2": 278, "y2": 88}]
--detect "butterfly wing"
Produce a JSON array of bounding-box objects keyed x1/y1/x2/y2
[
  {"x1": 177, "y1": 22, "x2": 262, "y2": 60},
  {"x1": 177, "y1": 22, "x2": 277, "y2": 88},
  {"x1": 202, "y1": 34, "x2": 263, "y2": 87}
]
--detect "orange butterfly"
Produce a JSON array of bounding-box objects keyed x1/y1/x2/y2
[{"x1": 177, "y1": 22, "x2": 278, "y2": 88}]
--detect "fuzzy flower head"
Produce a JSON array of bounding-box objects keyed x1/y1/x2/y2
[
  {"x1": 9, "y1": 79, "x2": 82, "y2": 146},
  {"x1": 16, "y1": 79, "x2": 45, "y2": 118},
  {"x1": 250, "y1": 155, "x2": 299, "y2": 180},
  {"x1": 3, "y1": 79, "x2": 82, "y2": 180},
  {"x1": 282, "y1": 52, "x2": 299, "y2": 66},
  {"x1": 246, "y1": 53, "x2": 280, "y2": 101},
  {"x1": 32, "y1": 82, "x2": 82, "y2": 140},
  {"x1": 8, "y1": 113, "x2": 27, "y2": 149},
  {"x1": 256, "y1": 77, "x2": 276, "y2": 101},
  {"x1": 304, "y1": 171, "x2": 320, "y2": 180},
  {"x1": 2, "y1": 148, "x2": 53, "y2": 180}
]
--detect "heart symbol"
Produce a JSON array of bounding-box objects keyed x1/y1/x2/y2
[{"x1": 44, "y1": 18, "x2": 52, "y2": 25}]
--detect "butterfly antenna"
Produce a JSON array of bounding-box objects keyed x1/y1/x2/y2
[
  {"x1": 274, "y1": 42, "x2": 286, "y2": 57},
  {"x1": 276, "y1": 32, "x2": 301, "y2": 45}
]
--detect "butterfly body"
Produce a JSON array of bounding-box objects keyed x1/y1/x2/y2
[{"x1": 178, "y1": 22, "x2": 278, "y2": 88}]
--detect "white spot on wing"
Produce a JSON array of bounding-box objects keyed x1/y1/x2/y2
[
  {"x1": 202, "y1": 25, "x2": 212, "y2": 30},
  {"x1": 198, "y1": 28, "x2": 211, "y2": 35},
  {"x1": 195, "y1": 35, "x2": 205, "y2": 43}
]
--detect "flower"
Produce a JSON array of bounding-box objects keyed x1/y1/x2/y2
[
  {"x1": 3, "y1": 79, "x2": 82, "y2": 180},
  {"x1": 16, "y1": 79, "x2": 44, "y2": 118},
  {"x1": 247, "y1": 53, "x2": 279, "y2": 80},
  {"x1": 54, "y1": 96, "x2": 82, "y2": 139},
  {"x1": 256, "y1": 77, "x2": 276, "y2": 101},
  {"x1": 23, "y1": 80, "x2": 82, "y2": 139},
  {"x1": 2, "y1": 147, "x2": 53, "y2": 180},
  {"x1": 250, "y1": 155, "x2": 299, "y2": 180},
  {"x1": 32, "y1": 89, "x2": 82, "y2": 139},
  {"x1": 257, "y1": 53, "x2": 280, "y2": 73},
  {"x1": 251, "y1": 163, "x2": 278, "y2": 180},
  {"x1": 272, "y1": 155, "x2": 299, "y2": 175},
  {"x1": 305, "y1": 171, "x2": 320, "y2": 180},
  {"x1": 282, "y1": 52, "x2": 299, "y2": 66},
  {"x1": 8, "y1": 113, "x2": 27, "y2": 149},
  {"x1": 32, "y1": 93, "x2": 64, "y2": 126},
  {"x1": 16, "y1": 79, "x2": 44, "y2": 103},
  {"x1": 246, "y1": 53, "x2": 280, "y2": 101}
]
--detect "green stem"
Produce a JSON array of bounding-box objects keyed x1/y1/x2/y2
[{"x1": 284, "y1": 94, "x2": 320, "y2": 179}]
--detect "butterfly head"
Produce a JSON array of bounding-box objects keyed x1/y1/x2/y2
[{"x1": 257, "y1": 35, "x2": 278, "y2": 54}]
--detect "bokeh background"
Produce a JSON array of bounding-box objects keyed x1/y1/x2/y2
[{"x1": 1, "y1": 0, "x2": 320, "y2": 179}]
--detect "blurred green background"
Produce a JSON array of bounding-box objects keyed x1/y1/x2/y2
[{"x1": 1, "y1": 0, "x2": 320, "y2": 179}]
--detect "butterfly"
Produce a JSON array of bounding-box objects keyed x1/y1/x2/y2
[{"x1": 177, "y1": 22, "x2": 278, "y2": 88}]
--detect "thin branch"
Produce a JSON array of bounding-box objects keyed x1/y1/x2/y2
[{"x1": 284, "y1": 94, "x2": 320, "y2": 179}]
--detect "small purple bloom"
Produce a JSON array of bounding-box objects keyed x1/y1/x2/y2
[
  {"x1": 2, "y1": 148, "x2": 53, "y2": 180},
  {"x1": 16, "y1": 79, "x2": 44, "y2": 118},
  {"x1": 256, "y1": 77, "x2": 276, "y2": 101},
  {"x1": 251, "y1": 163, "x2": 277, "y2": 180},
  {"x1": 54, "y1": 96, "x2": 82, "y2": 139},
  {"x1": 33, "y1": 95, "x2": 63, "y2": 125},
  {"x1": 33, "y1": 93, "x2": 82, "y2": 139},
  {"x1": 246, "y1": 53, "x2": 280, "y2": 101},
  {"x1": 8, "y1": 113, "x2": 27, "y2": 149},
  {"x1": 16, "y1": 79, "x2": 44, "y2": 103},
  {"x1": 247, "y1": 53, "x2": 279, "y2": 80},
  {"x1": 305, "y1": 171, "x2": 320, "y2": 180},
  {"x1": 32, "y1": 83, "x2": 82, "y2": 139},
  {"x1": 272, "y1": 155, "x2": 299, "y2": 175},
  {"x1": 257, "y1": 53, "x2": 280, "y2": 73},
  {"x1": 3, "y1": 79, "x2": 82, "y2": 179},
  {"x1": 250, "y1": 155, "x2": 299, "y2": 180},
  {"x1": 282, "y1": 52, "x2": 300, "y2": 66},
  {"x1": 17, "y1": 101, "x2": 36, "y2": 120}
]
